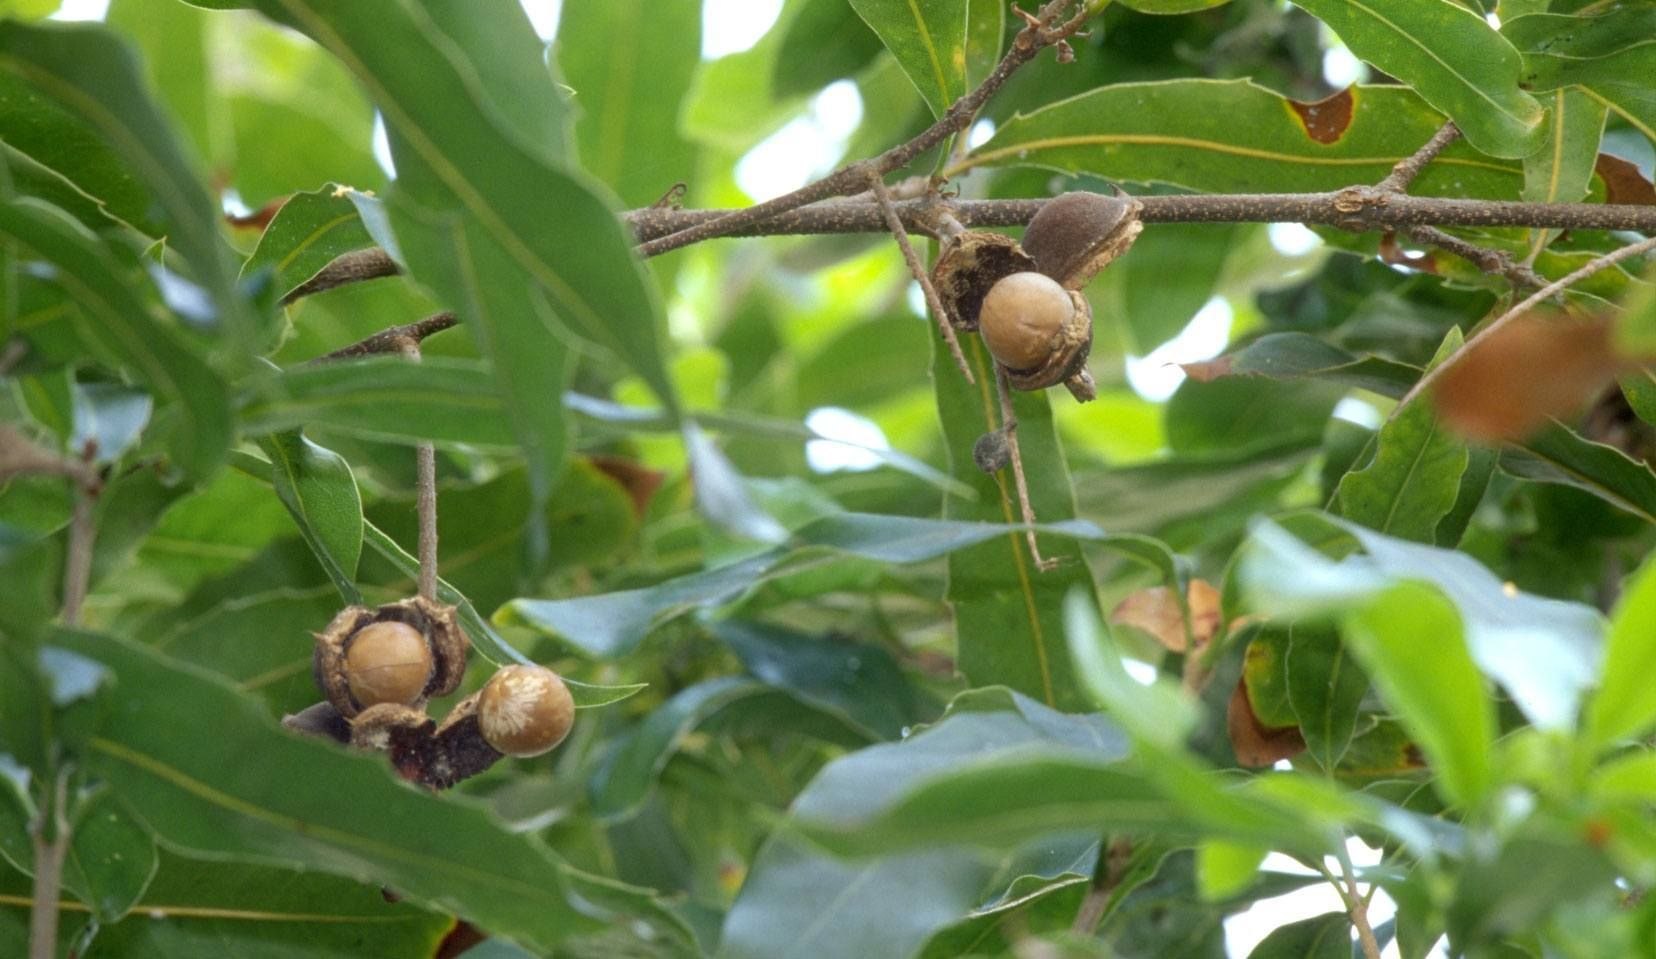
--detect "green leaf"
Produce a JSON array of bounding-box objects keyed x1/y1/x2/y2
[
  {"x1": 1284, "y1": 624, "x2": 1367, "y2": 771},
  {"x1": 1181, "y1": 332, "x2": 1420, "y2": 400},
  {"x1": 714, "y1": 620, "x2": 920, "y2": 741},
  {"x1": 1588, "y1": 552, "x2": 1656, "y2": 747},
  {"x1": 1245, "y1": 514, "x2": 1601, "y2": 732},
  {"x1": 1335, "y1": 330, "x2": 1469, "y2": 542},
  {"x1": 1521, "y1": 89, "x2": 1607, "y2": 261},
  {"x1": 1195, "y1": 840, "x2": 1266, "y2": 901},
  {"x1": 1107, "y1": 222, "x2": 1240, "y2": 353},
  {"x1": 240, "y1": 185, "x2": 377, "y2": 298},
  {"x1": 239, "y1": 355, "x2": 517, "y2": 450},
  {"x1": 1245, "y1": 911, "x2": 1351, "y2": 959},
  {"x1": 0, "y1": 20, "x2": 261, "y2": 350},
  {"x1": 849, "y1": 0, "x2": 967, "y2": 119},
  {"x1": 60, "y1": 787, "x2": 158, "y2": 922},
  {"x1": 961, "y1": 80, "x2": 1526, "y2": 197},
  {"x1": 0, "y1": 196, "x2": 231, "y2": 480},
  {"x1": 557, "y1": 0, "x2": 702, "y2": 208},
  {"x1": 1505, "y1": 9, "x2": 1656, "y2": 146},
  {"x1": 54, "y1": 628, "x2": 621, "y2": 953},
  {"x1": 1292, "y1": 0, "x2": 1543, "y2": 157},
  {"x1": 257, "y1": 431, "x2": 363, "y2": 604},
  {"x1": 1500, "y1": 421, "x2": 1656, "y2": 524},
  {"x1": 774, "y1": 0, "x2": 887, "y2": 98},
  {"x1": 1064, "y1": 590, "x2": 1199, "y2": 750}
]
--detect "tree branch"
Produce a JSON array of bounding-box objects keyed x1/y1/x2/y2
[
  {"x1": 1406, "y1": 224, "x2": 1548, "y2": 290},
  {"x1": 633, "y1": 0, "x2": 1097, "y2": 258},
  {"x1": 1375, "y1": 122, "x2": 1461, "y2": 194},
  {"x1": 314, "y1": 312, "x2": 457, "y2": 361},
  {"x1": 866, "y1": 173, "x2": 974, "y2": 382}
]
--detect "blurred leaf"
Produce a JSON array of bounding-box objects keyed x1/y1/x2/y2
[
  {"x1": 240, "y1": 355, "x2": 517, "y2": 450},
  {"x1": 1432, "y1": 315, "x2": 1618, "y2": 444},
  {"x1": 963, "y1": 81, "x2": 1526, "y2": 197},
  {"x1": 1245, "y1": 911, "x2": 1350, "y2": 959},
  {"x1": 70, "y1": 381, "x2": 151, "y2": 466},
  {"x1": 849, "y1": 0, "x2": 966, "y2": 119},
  {"x1": 1284, "y1": 624, "x2": 1367, "y2": 771},
  {"x1": 1182, "y1": 332, "x2": 1420, "y2": 398},
  {"x1": 0, "y1": 20, "x2": 260, "y2": 350},
  {"x1": 1245, "y1": 514, "x2": 1601, "y2": 732},
  {"x1": 55, "y1": 628, "x2": 637, "y2": 953},
  {"x1": 1588, "y1": 551, "x2": 1656, "y2": 747},
  {"x1": 257, "y1": 431, "x2": 363, "y2": 604},
  {"x1": 1107, "y1": 222, "x2": 1238, "y2": 354},
  {"x1": 60, "y1": 787, "x2": 157, "y2": 922},
  {"x1": 1336, "y1": 330, "x2": 1469, "y2": 542},
  {"x1": 1166, "y1": 376, "x2": 1339, "y2": 456},
  {"x1": 775, "y1": 0, "x2": 887, "y2": 98},
  {"x1": 0, "y1": 195, "x2": 231, "y2": 480},
  {"x1": 240, "y1": 185, "x2": 376, "y2": 297},
  {"x1": 1195, "y1": 839, "x2": 1265, "y2": 901},
  {"x1": 683, "y1": 419, "x2": 786, "y2": 543},
  {"x1": 1447, "y1": 834, "x2": 1616, "y2": 949},
  {"x1": 557, "y1": 0, "x2": 702, "y2": 208},
  {"x1": 1066, "y1": 590, "x2": 1199, "y2": 750},
  {"x1": 1292, "y1": 0, "x2": 1543, "y2": 157}
]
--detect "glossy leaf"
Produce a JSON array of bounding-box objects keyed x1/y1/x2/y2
[
  {"x1": 849, "y1": 0, "x2": 967, "y2": 118},
  {"x1": 557, "y1": 0, "x2": 702, "y2": 208},
  {"x1": 962, "y1": 81, "x2": 1526, "y2": 197},
  {"x1": 60, "y1": 787, "x2": 158, "y2": 922},
  {"x1": 1521, "y1": 89, "x2": 1607, "y2": 261},
  {"x1": 1500, "y1": 422, "x2": 1656, "y2": 524},
  {"x1": 0, "y1": 195, "x2": 232, "y2": 480},
  {"x1": 257, "y1": 431, "x2": 363, "y2": 604},
  {"x1": 54, "y1": 628, "x2": 639, "y2": 953},
  {"x1": 1245, "y1": 911, "x2": 1351, "y2": 959},
  {"x1": 0, "y1": 20, "x2": 260, "y2": 349},
  {"x1": 239, "y1": 356, "x2": 517, "y2": 450},
  {"x1": 240, "y1": 185, "x2": 377, "y2": 298},
  {"x1": 1293, "y1": 0, "x2": 1543, "y2": 157},
  {"x1": 1335, "y1": 331, "x2": 1469, "y2": 542},
  {"x1": 1505, "y1": 9, "x2": 1656, "y2": 145}
]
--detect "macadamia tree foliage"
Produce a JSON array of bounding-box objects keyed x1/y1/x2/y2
[{"x1": 5, "y1": 1, "x2": 1656, "y2": 958}]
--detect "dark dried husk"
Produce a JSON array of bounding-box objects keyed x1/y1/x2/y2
[
  {"x1": 312, "y1": 596, "x2": 469, "y2": 718},
  {"x1": 348, "y1": 696, "x2": 504, "y2": 791},
  {"x1": 930, "y1": 231, "x2": 1038, "y2": 332}
]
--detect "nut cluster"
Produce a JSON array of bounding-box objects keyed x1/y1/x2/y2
[
  {"x1": 292, "y1": 596, "x2": 576, "y2": 789},
  {"x1": 932, "y1": 191, "x2": 1143, "y2": 404}
]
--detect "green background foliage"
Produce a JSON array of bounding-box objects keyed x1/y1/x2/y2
[{"x1": 1, "y1": 0, "x2": 1655, "y2": 957}]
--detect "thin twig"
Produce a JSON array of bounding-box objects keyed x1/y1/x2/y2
[
  {"x1": 28, "y1": 766, "x2": 70, "y2": 959},
  {"x1": 1405, "y1": 225, "x2": 1548, "y2": 290},
  {"x1": 395, "y1": 339, "x2": 440, "y2": 602},
  {"x1": 625, "y1": 193, "x2": 1656, "y2": 246},
  {"x1": 315, "y1": 312, "x2": 457, "y2": 362},
  {"x1": 635, "y1": 1, "x2": 1095, "y2": 258},
  {"x1": 59, "y1": 442, "x2": 100, "y2": 628},
  {"x1": 1376, "y1": 122, "x2": 1461, "y2": 194},
  {"x1": 866, "y1": 172, "x2": 974, "y2": 383},
  {"x1": 1336, "y1": 849, "x2": 1383, "y2": 959},
  {"x1": 280, "y1": 247, "x2": 401, "y2": 306},
  {"x1": 1399, "y1": 234, "x2": 1656, "y2": 411},
  {"x1": 996, "y1": 366, "x2": 1057, "y2": 572},
  {"x1": 1071, "y1": 837, "x2": 1133, "y2": 934}
]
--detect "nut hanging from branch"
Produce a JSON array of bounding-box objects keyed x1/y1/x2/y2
[{"x1": 312, "y1": 596, "x2": 469, "y2": 719}]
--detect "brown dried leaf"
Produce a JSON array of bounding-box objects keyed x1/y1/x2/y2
[
  {"x1": 1288, "y1": 87, "x2": 1355, "y2": 145},
  {"x1": 1227, "y1": 679, "x2": 1305, "y2": 768},
  {"x1": 1109, "y1": 579, "x2": 1222, "y2": 653},
  {"x1": 1434, "y1": 313, "x2": 1619, "y2": 442},
  {"x1": 1595, "y1": 153, "x2": 1656, "y2": 207}
]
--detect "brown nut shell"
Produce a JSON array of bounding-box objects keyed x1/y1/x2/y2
[
  {"x1": 313, "y1": 596, "x2": 470, "y2": 718},
  {"x1": 929, "y1": 230, "x2": 1038, "y2": 332},
  {"x1": 477, "y1": 664, "x2": 575, "y2": 758},
  {"x1": 1022, "y1": 191, "x2": 1143, "y2": 289}
]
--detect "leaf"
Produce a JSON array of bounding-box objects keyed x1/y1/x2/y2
[
  {"x1": 558, "y1": 0, "x2": 702, "y2": 208},
  {"x1": 1244, "y1": 514, "x2": 1602, "y2": 732},
  {"x1": 961, "y1": 80, "x2": 1526, "y2": 197},
  {"x1": 1066, "y1": 591, "x2": 1199, "y2": 751},
  {"x1": 240, "y1": 185, "x2": 377, "y2": 297},
  {"x1": 1335, "y1": 330, "x2": 1469, "y2": 542},
  {"x1": 54, "y1": 628, "x2": 620, "y2": 953},
  {"x1": 1284, "y1": 624, "x2": 1368, "y2": 771},
  {"x1": 60, "y1": 787, "x2": 158, "y2": 922},
  {"x1": 0, "y1": 20, "x2": 261, "y2": 349},
  {"x1": 849, "y1": 0, "x2": 968, "y2": 119},
  {"x1": 1521, "y1": 89, "x2": 1607, "y2": 261},
  {"x1": 1181, "y1": 332, "x2": 1420, "y2": 399},
  {"x1": 1500, "y1": 421, "x2": 1656, "y2": 524},
  {"x1": 774, "y1": 0, "x2": 887, "y2": 98},
  {"x1": 1245, "y1": 911, "x2": 1351, "y2": 959},
  {"x1": 239, "y1": 355, "x2": 518, "y2": 450},
  {"x1": 712, "y1": 620, "x2": 920, "y2": 741},
  {"x1": 682, "y1": 419, "x2": 786, "y2": 543},
  {"x1": 1195, "y1": 840, "x2": 1266, "y2": 901},
  {"x1": 1505, "y1": 9, "x2": 1656, "y2": 146},
  {"x1": 0, "y1": 195, "x2": 232, "y2": 480},
  {"x1": 500, "y1": 508, "x2": 1175, "y2": 661},
  {"x1": 1107, "y1": 222, "x2": 1240, "y2": 353},
  {"x1": 1292, "y1": 0, "x2": 1543, "y2": 157},
  {"x1": 1588, "y1": 551, "x2": 1656, "y2": 747},
  {"x1": 257, "y1": 431, "x2": 364, "y2": 604}
]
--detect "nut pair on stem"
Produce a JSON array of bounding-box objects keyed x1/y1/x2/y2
[
  {"x1": 931, "y1": 190, "x2": 1143, "y2": 568},
  {"x1": 291, "y1": 596, "x2": 574, "y2": 790}
]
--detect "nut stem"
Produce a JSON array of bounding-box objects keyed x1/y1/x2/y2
[
  {"x1": 866, "y1": 171, "x2": 975, "y2": 384},
  {"x1": 995, "y1": 366, "x2": 1058, "y2": 572}
]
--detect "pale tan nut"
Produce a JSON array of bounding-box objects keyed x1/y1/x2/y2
[
  {"x1": 312, "y1": 596, "x2": 470, "y2": 718},
  {"x1": 477, "y1": 664, "x2": 575, "y2": 758},
  {"x1": 979, "y1": 271, "x2": 1096, "y2": 401},
  {"x1": 1022, "y1": 191, "x2": 1143, "y2": 289}
]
